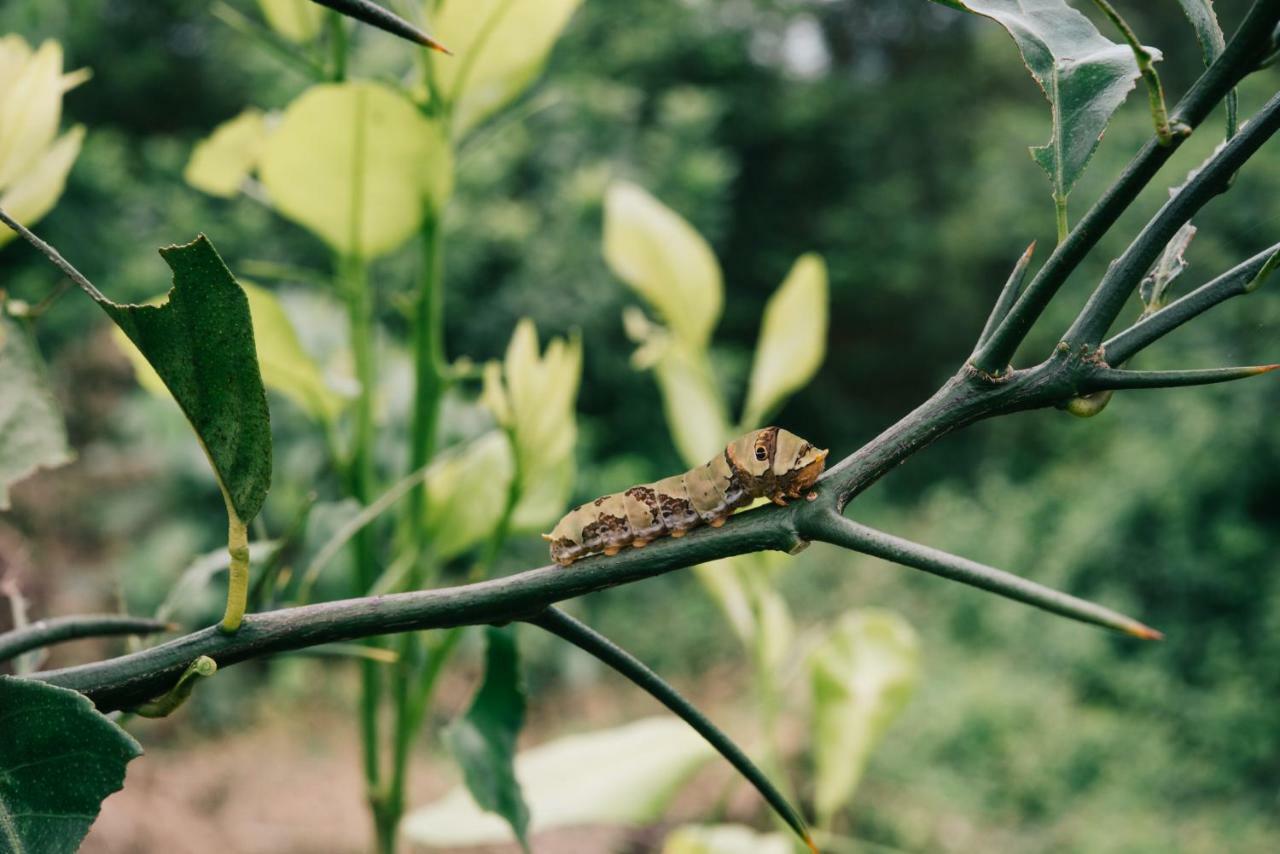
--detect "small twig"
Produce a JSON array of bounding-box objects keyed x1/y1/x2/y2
[
  {"x1": 1103, "y1": 242, "x2": 1280, "y2": 364},
  {"x1": 0, "y1": 615, "x2": 173, "y2": 664},
  {"x1": 1082, "y1": 364, "x2": 1279, "y2": 391},
  {"x1": 974, "y1": 241, "x2": 1036, "y2": 355},
  {"x1": 529, "y1": 607, "x2": 817, "y2": 853}
]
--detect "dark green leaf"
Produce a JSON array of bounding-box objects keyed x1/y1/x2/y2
[
  {"x1": 0, "y1": 677, "x2": 142, "y2": 853},
  {"x1": 933, "y1": 0, "x2": 1149, "y2": 219},
  {"x1": 1176, "y1": 0, "x2": 1237, "y2": 137},
  {"x1": 0, "y1": 317, "x2": 71, "y2": 510},
  {"x1": 444, "y1": 626, "x2": 530, "y2": 851}
]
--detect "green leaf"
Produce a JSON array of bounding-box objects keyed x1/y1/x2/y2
[
  {"x1": 257, "y1": 81, "x2": 452, "y2": 258},
  {"x1": 0, "y1": 677, "x2": 142, "y2": 853},
  {"x1": 184, "y1": 109, "x2": 269, "y2": 198},
  {"x1": 100, "y1": 237, "x2": 273, "y2": 525},
  {"x1": 663, "y1": 824, "x2": 792, "y2": 854},
  {"x1": 482, "y1": 319, "x2": 582, "y2": 531},
  {"x1": 933, "y1": 0, "x2": 1149, "y2": 221},
  {"x1": 423, "y1": 433, "x2": 515, "y2": 558},
  {"x1": 740, "y1": 253, "x2": 828, "y2": 429},
  {"x1": 809, "y1": 609, "x2": 919, "y2": 827},
  {"x1": 432, "y1": 0, "x2": 582, "y2": 136},
  {"x1": 693, "y1": 553, "x2": 792, "y2": 675},
  {"x1": 444, "y1": 626, "x2": 530, "y2": 851},
  {"x1": 116, "y1": 280, "x2": 346, "y2": 423},
  {"x1": 653, "y1": 342, "x2": 730, "y2": 467},
  {"x1": 1176, "y1": 0, "x2": 1236, "y2": 137},
  {"x1": 605, "y1": 181, "x2": 723, "y2": 352},
  {"x1": 405, "y1": 716, "x2": 715, "y2": 847},
  {"x1": 256, "y1": 0, "x2": 324, "y2": 42},
  {"x1": 0, "y1": 317, "x2": 72, "y2": 510}
]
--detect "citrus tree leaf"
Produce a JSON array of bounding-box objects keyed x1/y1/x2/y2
[
  {"x1": 258, "y1": 81, "x2": 452, "y2": 258},
  {"x1": 0, "y1": 676, "x2": 142, "y2": 854},
  {"x1": 444, "y1": 626, "x2": 530, "y2": 851},
  {"x1": 99, "y1": 237, "x2": 273, "y2": 525},
  {"x1": 405, "y1": 716, "x2": 715, "y2": 847},
  {"x1": 256, "y1": 0, "x2": 324, "y2": 42},
  {"x1": 423, "y1": 433, "x2": 515, "y2": 558},
  {"x1": 932, "y1": 0, "x2": 1149, "y2": 217},
  {"x1": 605, "y1": 181, "x2": 723, "y2": 352},
  {"x1": 115, "y1": 280, "x2": 345, "y2": 423},
  {"x1": 0, "y1": 317, "x2": 72, "y2": 509},
  {"x1": 740, "y1": 253, "x2": 828, "y2": 429},
  {"x1": 184, "y1": 109, "x2": 269, "y2": 198},
  {"x1": 1176, "y1": 0, "x2": 1236, "y2": 137},
  {"x1": 663, "y1": 824, "x2": 792, "y2": 854},
  {"x1": 431, "y1": 0, "x2": 582, "y2": 136},
  {"x1": 0, "y1": 125, "x2": 82, "y2": 249},
  {"x1": 653, "y1": 342, "x2": 730, "y2": 467},
  {"x1": 809, "y1": 609, "x2": 919, "y2": 827}
]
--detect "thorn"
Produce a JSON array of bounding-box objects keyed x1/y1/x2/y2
[
  {"x1": 1125, "y1": 622, "x2": 1165, "y2": 641},
  {"x1": 1022, "y1": 239, "x2": 1037, "y2": 261},
  {"x1": 805, "y1": 833, "x2": 820, "y2": 854}
]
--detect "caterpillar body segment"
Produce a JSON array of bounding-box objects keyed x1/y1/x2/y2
[{"x1": 544, "y1": 427, "x2": 828, "y2": 566}]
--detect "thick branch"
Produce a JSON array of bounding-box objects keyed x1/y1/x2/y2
[
  {"x1": 1103, "y1": 242, "x2": 1280, "y2": 364},
  {"x1": 1066, "y1": 90, "x2": 1280, "y2": 346},
  {"x1": 970, "y1": 0, "x2": 1280, "y2": 374},
  {"x1": 0, "y1": 615, "x2": 171, "y2": 663}
]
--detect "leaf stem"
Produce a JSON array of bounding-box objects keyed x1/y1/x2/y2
[
  {"x1": 218, "y1": 515, "x2": 252, "y2": 633},
  {"x1": 1091, "y1": 0, "x2": 1176, "y2": 144}
]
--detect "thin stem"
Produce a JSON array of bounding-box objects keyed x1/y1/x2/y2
[
  {"x1": 1082, "y1": 364, "x2": 1279, "y2": 391},
  {"x1": 1103, "y1": 242, "x2": 1280, "y2": 364},
  {"x1": 328, "y1": 10, "x2": 348, "y2": 82},
  {"x1": 0, "y1": 615, "x2": 171, "y2": 663},
  {"x1": 218, "y1": 515, "x2": 252, "y2": 633},
  {"x1": 1065, "y1": 90, "x2": 1280, "y2": 347},
  {"x1": 529, "y1": 607, "x2": 816, "y2": 853},
  {"x1": 1092, "y1": 0, "x2": 1176, "y2": 144},
  {"x1": 975, "y1": 241, "x2": 1036, "y2": 353},
  {"x1": 806, "y1": 512, "x2": 1163, "y2": 640},
  {"x1": 970, "y1": 0, "x2": 1280, "y2": 375}
]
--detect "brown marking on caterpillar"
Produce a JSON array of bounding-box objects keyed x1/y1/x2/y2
[{"x1": 546, "y1": 428, "x2": 828, "y2": 565}]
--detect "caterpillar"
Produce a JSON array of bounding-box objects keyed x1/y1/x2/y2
[{"x1": 543, "y1": 427, "x2": 828, "y2": 566}]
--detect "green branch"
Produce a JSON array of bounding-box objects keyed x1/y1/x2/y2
[
  {"x1": 970, "y1": 0, "x2": 1280, "y2": 375},
  {"x1": 529, "y1": 607, "x2": 817, "y2": 853},
  {"x1": 1082, "y1": 364, "x2": 1279, "y2": 391},
  {"x1": 0, "y1": 615, "x2": 171, "y2": 663},
  {"x1": 1103, "y1": 242, "x2": 1280, "y2": 364}
]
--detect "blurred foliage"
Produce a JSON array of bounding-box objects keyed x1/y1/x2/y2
[{"x1": 1, "y1": 0, "x2": 1279, "y2": 850}]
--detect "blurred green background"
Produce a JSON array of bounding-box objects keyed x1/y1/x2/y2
[{"x1": 1, "y1": 1, "x2": 1278, "y2": 851}]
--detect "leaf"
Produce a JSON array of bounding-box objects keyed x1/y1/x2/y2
[
  {"x1": 431, "y1": 0, "x2": 583, "y2": 136},
  {"x1": 0, "y1": 40, "x2": 65, "y2": 190},
  {"x1": 257, "y1": 81, "x2": 452, "y2": 258},
  {"x1": 605, "y1": 181, "x2": 723, "y2": 352},
  {"x1": 0, "y1": 125, "x2": 83, "y2": 249},
  {"x1": 653, "y1": 343, "x2": 730, "y2": 467},
  {"x1": 444, "y1": 626, "x2": 530, "y2": 851},
  {"x1": 1176, "y1": 0, "x2": 1236, "y2": 137},
  {"x1": 0, "y1": 677, "x2": 142, "y2": 854},
  {"x1": 663, "y1": 824, "x2": 793, "y2": 854},
  {"x1": 423, "y1": 433, "x2": 515, "y2": 558},
  {"x1": 1140, "y1": 222, "x2": 1195, "y2": 313},
  {"x1": 116, "y1": 280, "x2": 346, "y2": 423},
  {"x1": 809, "y1": 609, "x2": 919, "y2": 827},
  {"x1": 405, "y1": 716, "x2": 715, "y2": 847},
  {"x1": 99, "y1": 237, "x2": 273, "y2": 525},
  {"x1": 0, "y1": 317, "x2": 72, "y2": 510},
  {"x1": 184, "y1": 109, "x2": 269, "y2": 198},
  {"x1": 256, "y1": 0, "x2": 324, "y2": 42},
  {"x1": 740, "y1": 253, "x2": 828, "y2": 429},
  {"x1": 933, "y1": 1, "x2": 1150, "y2": 215}
]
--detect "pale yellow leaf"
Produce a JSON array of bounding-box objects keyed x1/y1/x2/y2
[
  {"x1": 740, "y1": 253, "x2": 828, "y2": 429},
  {"x1": 185, "y1": 109, "x2": 269, "y2": 198},
  {"x1": 423, "y1": 433, "x2": 515, "y2": 558},
  {"x1": 0, "y1": 39, "x2": 63, "y2": 190},
  {"x1": 0, "y1": 126, "x2": 83, "y2": 249},
  {"x1": 605, "y1": 181, "x2": 723, "y2": 351},
  {"x1": 258, "y1": 81, "x2": 452, "y2": 257}
]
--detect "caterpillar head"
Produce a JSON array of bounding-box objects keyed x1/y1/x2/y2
[{"x1": 728, "y1": 427, "x2": 828, "y2": 496}]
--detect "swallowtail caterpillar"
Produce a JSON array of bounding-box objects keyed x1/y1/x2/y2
[{"x1": 544, "y1": 427, "x2": 828, "y2": 566}]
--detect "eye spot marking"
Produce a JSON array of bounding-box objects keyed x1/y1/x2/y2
[{"x1": 754, "y1": 447, "x2": 767, "y2": 461}]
